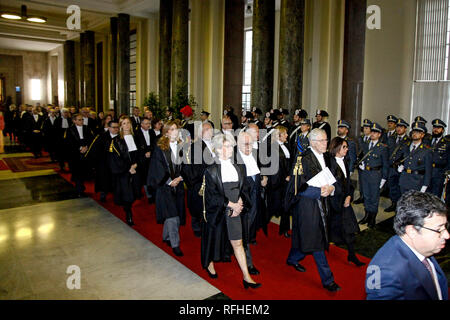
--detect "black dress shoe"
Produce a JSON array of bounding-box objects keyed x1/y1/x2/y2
[
  {"x1": 347, "y1": 255, "x2": 366, "y2": 267},
  {"x1": 282, "y1": 231, "x2": 291, "y2": 238},
  {"x1": 358, "y1": 211, "x2": 369, "y2": 224},
  {"x1": 206, "y1": 268, "x2": 218, "y2": 279},
  {"x1": 250, "y1": 239, "x2": 257, "y2": 245},
  {"x1": 100, "y1": 194, "x2": 106, "y2": 202},
  {"x1": 172, "y1": 247, "x2": 184, "y2": 257},
  {"x1": 163, "y1": 240, "x2": 171, "y2": 247},
  {"x1": 126, "y1": 218, "x2": 135, "y2": 226},
  {"x1": 384, "y1": 204, "x2": 396, "y2": 212},
  {"x1": 323, "y1": 281, "x2": 341, "y2": 292},
  {"x1": 286, "y1": 262, "x2": 306, "y2": 272},
  {"x1": 353, "y1": 197, "x2": 364, "y2": 204},
  {"x1": 248, "y1": 266, "x2": 260, "y2": 275},
  {"x1": 193, "y1": 231, "x2": 202, "y2": 238},
  {"x1": 243, "y1": 279, "x2": 261, "y2": 289}
]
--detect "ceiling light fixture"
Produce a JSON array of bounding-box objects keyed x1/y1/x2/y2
[{"x1": 0, "y1": 5, "x2": 47, "y2": 23}]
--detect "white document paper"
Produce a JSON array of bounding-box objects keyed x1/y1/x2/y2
[{"x1": 307, "y1": 167, "x2": 336, "y2": 187}]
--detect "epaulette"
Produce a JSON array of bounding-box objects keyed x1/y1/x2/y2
[
  {"x1": 378, "y1": 142, "x2": 387, "y2": 147},
  {"x1": 423, "y1": 144, "x2": 431, "y2": 149},
  {"x1": 444, "y1": 135, "x2": 450, "y2": 142}
]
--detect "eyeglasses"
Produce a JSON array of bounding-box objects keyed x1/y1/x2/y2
[
  {"x1": 223, "y1": 122, "x2": 232, "y2": 125},
  {"x1": 417, "y1": 222, "x2": 449, "y2": 236},
  {"x1": 342, "y1": 145, "x2": 348, "y2": 149}
]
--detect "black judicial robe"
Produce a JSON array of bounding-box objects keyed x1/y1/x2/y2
[
  {"x1": 64, "y1": 125, "x2": 94, "y2": 182},
  {"x1": 328, "y1": 157, "x2": 359, "y2": 243},
  {"x1": 86, "y1": 131, "x2": 114, "y2": 193},
  {"x1": 201, "y1": 162, "x2": 251, "y2": 269},
  {"x1": 134, "y1": 128, "x2": 156, "y2": 187},
  {"x1": 147, "y1": 144, "x2": 186, "y2": 225},
  {"x1": 285, "y1": 149, "x2": 332, "y2": 253},
  {"x1": 107, "y1": 135, "x2": 141, "y2": 205},
  {"x1": 42, "y1": 117, "x2": 58, "y2": 156},
  {"x1": 182, "y1": 139, "x2": 215, "y2": 220},
  {"x1": 54, "y1": 117, "x2": 73, "y2": 162}
]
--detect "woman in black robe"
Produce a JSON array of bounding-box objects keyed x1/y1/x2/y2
[
  {"x1": 107, "y1": 116, "x2": 141, "y2": 226},
  {"x1": 328, "y1": 137, "x2": 364, "y2": 266},
  {"x1": 201, "y1": 133, "x2": 261, "y2": 289},
  {"x1": 266, "y1": 125, "x2": 292, "y2": 237},
  {"x1": 147, "y1": 120, "x2": 186, "y2": 257}
]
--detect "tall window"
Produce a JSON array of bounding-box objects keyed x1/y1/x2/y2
[
  {"x1": 31, "y1": 79, "x2": 41, "y2": 101},
  {"x1": 242, "y1": 29, "x2": 252, "y2": 111},
  {"x1": 412, "y1": 0, "x2": 450, "y2": 128},
  {"x1": 130, "y1": 30, "x2": 137, "y2": 111}
]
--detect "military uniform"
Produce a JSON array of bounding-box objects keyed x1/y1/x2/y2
[
  {"x1": 358, "y1": 123, "x2": 389, "y2": 228},
  {"x1": 429, "y1": 120, "x2": 450, "y2": 197},
  {"x1": 398, "y1": 122, "x2": 433, "y2": 194},
  {"x1": 354, "y1": 119, "x2": 372, "y2": 204},
  {"x1": 337, "y1": 120, "x2": 357, "y2": 174},
  {"x1": 313, "y1": 109, "x2": 331, "y2": 142}
]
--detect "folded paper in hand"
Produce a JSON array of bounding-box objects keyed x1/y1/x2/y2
[{"x1": 307, "y1": 167, "x2": 336, "y2": 187}]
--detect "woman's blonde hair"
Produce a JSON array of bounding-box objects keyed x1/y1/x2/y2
[
  {"x1": 119, "y1": 116, "x2": 134, "y2": 139},
  {"x1": 157, "y1": 120, "x2": 180, "y2": 151}
]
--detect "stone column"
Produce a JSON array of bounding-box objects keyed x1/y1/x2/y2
[
  {"x1": 159, "y1": 0, "x2": 172, "y2": 107},
  {"x1": 171, "y1": 0, "x2": 189, "y2": 99},
  {"x1": 117, "y1": 13, "x2": 130, "y2": 116},
  {"x1": 223, "y1": 0, "x2": 244, "y2": 114},
  {"x1": 110, "y1": 17, "x2": 118, "y2": 114},
  {"x1": 341, "y1": 0, "x2": 367, "y2": 139},
  {"x1": 278, "y1": 0, "x2": 305, "y2": 114},
  {"x1": 251, "y1": 0, "x2": 275, "y2": 113},
  {"x1": 64, "y1": 40, "x2": 76, "y2": 107},
  {"x1": 84, "y1": 30, "x2": 95, "y2": 109},
  {"x1": 79, "y1": 32, "x2": 86, "y2": 108}
]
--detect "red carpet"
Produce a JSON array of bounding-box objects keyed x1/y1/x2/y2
[
  {"x1": 58, "y1": 170, "x2": 371, "y2": 300},
  {"x1": 4, "y1": 152, "x2": 58, "y2": 172},
  {"x1": 0, "y1": 160, "x2": 8, "y2": 170}
]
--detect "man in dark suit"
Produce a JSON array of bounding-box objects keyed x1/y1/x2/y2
[
  {"x1": 42, "y1": 108, "x2": 59, "y2": 162},
  {"x1": 54, "y1": 108, "x2": 72, "y2": 171},
  {"x1": 366, "y1": 190, "x2": 449, "y2": 300},
  {"x1": 65, "y1": 113, "x2": 94, "y2": 197},
  {"x1": 25, "y1": 106, "x2": 45, "y2": 158},
  {"x1": 130, "y1": 107, "x2": 142, "y2": 132},
  {"x1": 81, "y1": 107, "x2": 97, "y2": 132},
  {"x1": 135, "y1": 118, "x2": 155, "y2": 203}
]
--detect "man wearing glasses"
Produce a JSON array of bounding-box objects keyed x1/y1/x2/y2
[{"x1": 366, "y1": 190, "x2": 449, "y2": 300}]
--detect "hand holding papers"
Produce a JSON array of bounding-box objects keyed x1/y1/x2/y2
[{"x1": 307, "y1": 167, "x2": 336, "y2": 188}]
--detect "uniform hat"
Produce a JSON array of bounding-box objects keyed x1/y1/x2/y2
[
  {"x1": 337, "y1": 120, "x2": 351, "y2": 129},
  {"x1": 414, "y1": 116, "x2": 427, "y2": 124},
  {"x1": 252, "y1": 107, "x2": 262, "y2": 115},
  {"x1": 279, "y1": 108, "x2": 289, "y2": 115},
  {"x1": 370, "y1": 122, "x2": 383, "y2": 133},
  {"x1": 269, "y1": 112, "x2": 279, "y2": 121},
  {"x1": 300, "y1": 119, "x2": 311, "y2": 125},
  {"x1": 265, "y1": 112, "x2": 271, "y2": 119},
  {"x1": 180, "y1": 105, "x2": 193, "y2": 117},
  {"x1": 243, "y1": 111, "x2": 253, "y2": 119},
  {"x1": 272, "y1": 109, "x2": 281, "y2": 117},
  {"x1": 316, "y1": 109, "x2": 329, "y2": 117},
  {"x1": 362, "y1": 119, "x2": 372, "y2": 127},
  {"x1": 201, "y1": 110, "x2": 210, "y2": 116},
  {"x1": 432, "y1": 119, "x2": 447, "y2": 128},
  {"x1": 411, "y1": 121, "x2": 427, "y2": 133},
  {"x1": 387, "y1": 115, "x2": 398, "y2": 123},
  {"x1": 396, "y1": 118, "x2": 409, "y2": 127},
  {"x1": 295, "y1": 109, "x2": 308, "y2": 118}
]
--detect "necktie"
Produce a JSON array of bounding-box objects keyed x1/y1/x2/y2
[
  {"x1": 412, "y1": 145, "x2": 417, "y2": 152},
  {"x1": 432, "y1": 138, "x2": 438, "y2": 147},
  {"x1": 396, "y1": 137, "x2": 400, "y2": 144},
  {"x1": 422, "y1": 258, "x2": 439, "y2": 297},
  {"x1": 369, "y1": 142, "x2": 373, "y2": 150}
]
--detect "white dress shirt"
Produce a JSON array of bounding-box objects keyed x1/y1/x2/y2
[
  {"x1": 154, "y1": 129, "x2": 160, "y2": 136},
  {"x1": 170, "y1": 141, "x2": 178, "y2": 160},
  {"x1": 49, "y1": 116, "x2": 55, "y2": 125},
  {"x1": 203, "y1": 139, "x2": 215, "y2": 157},
  {"x1": 279, "y1": 141, "x2": 290, "y2": 159},
  {"x1": 124, "y1": 134, "x2": 137, "y2": 151},
  {"x1": 141, "y1": 128, "x2": 151, "y2": 146},
  {"x1": 220, "y1": 158, "x2": 239, "y2": 182},
  {"x1": 76, "y1": 125, "x2": 84, "y2": 139},
  {"x1": 311, "y1": 147, "x2": 326, "y2": 170},
  {"x1": 400, "y1": 237, "x2": 442, "y2": 300},
  {"x1": 33, "y1": 114, "x2": 39, "y2": 122},
  {"x1": 238, "y1": 150, "x2": 260, "y2": 177},
  {"x1": 83, "y1": 117, "x2": 89, "y2": 126},
  {"x1": 110, "y1": 133, "x2": 118, "y2": 139},
  {"x1": 62, "y1": 117, "x2": 69, "y2": 129},
  {"x1": 335, "y1": 156, "x2": 347, "y2": 178}
]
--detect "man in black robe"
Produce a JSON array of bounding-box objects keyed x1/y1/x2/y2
[
  {"x1": 54, "y1": 108, "x2": 72, "y2": 171},
  {"x1": 285, "y1": 128, "x2": 341, "y2": 292},
  {"x1": 24, "y1": 106, "x2": 45, "y2": 158},
  {"x1": 135, "y1": 118, "x2": 156, "y2": 203},
  {"x1": 64, "y1": 113, "x2": 94, "y2": 197},
  {"x1": 42, "y1": 108, "x2": 58, "y2": 162}
]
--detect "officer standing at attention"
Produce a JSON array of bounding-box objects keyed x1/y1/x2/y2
[
  {"x1": 385, "y1": 118, "x2": 411, "y2": 213},
  {"x1": 429, "y1": 119, "x2": 450, "y2": 197},
  {"x1": 398, "y1": 122, "x2": 432, "y2": 194},
  {"x1": 382, "y1": 115, "x2": 398, "y2": 144},
  {"x1": 313, "y1": 109, "x2": 331, "y2": 142},
  {"x1": 414, "y1": 116, "x2": 433, "y2": 146},
  {"x1": 288, "y1": 109, "x2": 308, "y2": 155},
  {"x1": 295, "y1": 119, "x2": 311, "y2": 156},
  {"x1": 337, "y1": 120, "x2": 357, "y2": 174},
  {"x1": 357, "y1": 123, "x2": 389, "y2": 228},
  {"x1": 354, "y1": 119, "x2": 372, "y2": 205}
]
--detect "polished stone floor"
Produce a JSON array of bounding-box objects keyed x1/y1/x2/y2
[{"x1": 0, "y1": 198, "x2": 220, "y2": 300}]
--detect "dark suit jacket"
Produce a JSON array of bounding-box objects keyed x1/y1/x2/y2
[{"x1": 366, "y1": 235, "x2": 448, "y2": 300}]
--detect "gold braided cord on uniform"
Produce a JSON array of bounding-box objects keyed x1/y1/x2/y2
[
  {"x1": 293, "y1": 155, "x2": 303, "y2": 195},
  {"x1": 109, "y1": 140, "x2": 120, "y2": 156},
  {"x1": 186, "y1": 143, "x2": 191, "y2": 165},
  {"x1": 83, "y1": 134, "x2": 99, "y2": 158},
  {"x1": 199, "y1": 174, "x2": 207, "y2": 222}
]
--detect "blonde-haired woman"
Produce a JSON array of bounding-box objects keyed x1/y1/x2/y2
[
  {"x1": 201, "y1": 133, "x2": 261, "y2": 289},
  {"x1": 108, "y1": 116, "x2": 141, "y2": 226},
  {"x1": 147, "y1": 120, "x2": 186, "y2": 257}
]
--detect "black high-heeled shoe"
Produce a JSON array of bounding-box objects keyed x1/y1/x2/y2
[
  {"x1": 206, "y1": 268, "x2": 218, "y2": 279},
  {"x1": 347, "y1": 255, "x2": 365, "y2": 267},
  {"x1": 243, "y1": 279, "x2": 261, "y2": 289}
]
